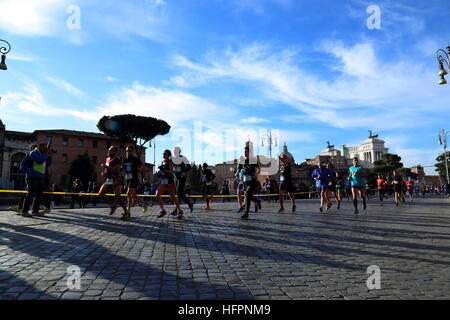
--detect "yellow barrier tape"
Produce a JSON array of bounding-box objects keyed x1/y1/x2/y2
[{"x1": 0, "y1": 189, "x2": 312, "y2": 198}]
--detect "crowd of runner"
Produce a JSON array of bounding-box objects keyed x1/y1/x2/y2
[{"x1": 9, "y1": 141, "x2": 450, "y2": 220}]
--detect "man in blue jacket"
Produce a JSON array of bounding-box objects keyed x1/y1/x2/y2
[
  {"x1": 311, "y1": 161, "x2": 333, "y2": 212},
  {"x1": 21, "y1": 143, "x2": 53, "y2": 217}
]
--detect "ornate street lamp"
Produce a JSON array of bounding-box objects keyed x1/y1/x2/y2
[
  {"x1": 261, "y1": 130, "x2": 278, "y2": 159},
  {"x1": 436, "y1": 45, "x2": 450, "y2": 85},
  {"x1": 0, "y1": 39, "x2": 11, "y2": 71},
  {"x1": 438, "y1": 129, "x2": 450, "y2": 184}
]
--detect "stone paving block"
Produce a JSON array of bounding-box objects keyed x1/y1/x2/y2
[{"x1": 1, "y1": 198, "x2": 450, "y2": 300}]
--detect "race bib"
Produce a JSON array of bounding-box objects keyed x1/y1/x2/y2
[
  {"x1": 329, "y1": 181, "x2": 332, "y2": 186},
  {"x1": 106, "y1": 178, "x2": 114, "y2": 185},
  {"x1": 280, "y1": 176, "x2": 285, "y2": 182},
  {"x1": 144, "y1": 191, "x2": 150, "y2": 195},
  {"x1": 125, "y1": 173, "x2": 133, "y2": 180},
  {"x1": 244, "y1": 174, "x2": 252, "y2": 182},
  {"x1": 206, "y1": 182, "x2": 212, "y2": 186},
  {"x1": 160, "y1": 178, "x2": 168, "y2": 185}
]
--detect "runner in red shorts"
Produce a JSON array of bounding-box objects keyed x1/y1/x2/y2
[{"x1": 156, "y1": 149, "x2": 184, "y2": 219}]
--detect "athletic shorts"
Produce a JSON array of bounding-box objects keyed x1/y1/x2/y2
[
  {"x1": 126, "y1": 179, "x2": 139, "y2": 189},
  {"x1": 328, "y1": 183, "x2": 336, "y2": 192},
  {"x1": 279, "y1": 182, "x2": 294, "y2": 193},
  {"x1": 336, "y1": 188, "x2": 343, "y2": 194},
  {"x1": 237, "y1": 183, "x2": 244, "y2": 191},
  {"x1": 316, "y1": 185, "x2": 328, "y2": 192},
  {"x1": 201, "y1": 184, "x2": 211, "y2": 195},
  {"x1": 394, "y1": 184, "x2": 403, "y2": 193},
  {"x1": 160, "y1": 183, "x2": 176, "y2": 190},
  {"x1": 408, "y1": 189, "x2": 414, "y2": 195}
]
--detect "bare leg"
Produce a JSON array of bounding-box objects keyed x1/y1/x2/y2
[
  {"x1": 169, "y1": 190, "x2": 181, "y2": 211},
  {"x1": 156, "y1": 185, "x2": 167, "y2": 210},
  {"x1": 279, "y1": 191, "x2": 284, "y2": 209}
]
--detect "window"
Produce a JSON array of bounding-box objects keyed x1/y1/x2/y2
[
  {"x1": 77, "y1": 138, "x2": 84, "y2": 147},
  {"x1": 62, "y1": 154, "x2": 68, "y2": 163},
  {"x1": 62, "y1": 137, "x2": 69, "y2": 146},
  {"x1": 93, "y1": 140, "x2": 98, "y2": 148}
]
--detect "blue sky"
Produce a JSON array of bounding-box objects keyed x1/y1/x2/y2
[{"x1": 1, "y1": 0, "x2": 450, "y2": 173}]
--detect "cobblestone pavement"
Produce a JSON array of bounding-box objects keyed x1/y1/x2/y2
[{"x1": 1, "y1": 196, "x2": 449, "y2": 300}]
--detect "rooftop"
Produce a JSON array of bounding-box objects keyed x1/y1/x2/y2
[{"x1": 32, "y1": 129, "x2": 114, "y2": 140}]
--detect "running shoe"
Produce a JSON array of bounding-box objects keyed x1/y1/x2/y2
[
  {"x1": 292, "y1": 204, "x2": 296, "y2": 213},
  {"x1": 170, "y1": 209, "x2": 177, "y2": 216},
  {"x1": 204, "y1": 205, "x2": 211, "y2": 211},
  {"x1": 235, "y1": 207, "x2": 244, "y2": 213},
  {"x1": 241, "y1": 213, "x2": 249, "y2": 220},
  {"x1": 9, "y1": 206, "x2": 21, "y2": 213},
  {"x1": 31, "y1": 211, "x2": 44, "y2": 217},
  {"x1": 41, "y1": 208, "x2": 51, "y2": 215},
  {"x1": 21, "y1": 212, "x2": 33, "y2": 218},
  {"x1": 354, "y1": 209, "x2": 359, "y2": 215},
  {"x1": 109, "y1": 204, "x2": 118, "y2": 215},
  {"x1": 395, "y1": 202, "x2": 399, "y2": 207},
  {"x1": 189, "y1": 203, "x2": 194, "y2": 213},
  {"x1": 157, "y1": 210, "x2": 166, "y2": 218},
  {"x1": 142, "y1": 204, "x2": 149, "y2": 213},
  {"x1": 319, "y1": 206, "x2": 323, "y2": 212},
  {"x1": 278, "y1": 207, "x2": 285, "y2": 213},
  {"x1": 120, "y1": 211, "x2": 131, "y2": 220},
  {"x1": 176, "y1": 210, "x2": 184, "y2": 220},
  {"x1": 327, "y1": 203, "x2": 332, "y2": 210}
]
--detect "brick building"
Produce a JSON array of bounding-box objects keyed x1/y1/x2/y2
[{"x1": 0, "y1": 121, "x2": 153, "y2": 191}]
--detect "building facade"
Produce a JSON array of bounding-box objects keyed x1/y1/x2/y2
[
  {"x1": 345, "y1": 137, "x2": 389, "y2": 168},
  {"x1": 0, "y1": 122, "x2": 152, "y2": 190},
  {"x1": 307, "y1": 135, "x2": 389, "y2": 170}
]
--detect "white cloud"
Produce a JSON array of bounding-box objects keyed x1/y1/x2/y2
[
  {"x1": 7, "y1": 54, "x2": 37, "y2": 62},
  {"x1": 106, "y1": 76, "x2": 119, "y2": 82},
  {"x1": 0, "y1": 84, "x2": 95, "y2": 119},
  {"x1": 0, "y1": 0, "x2": 71, "y2": 36},
  {"x1": 0, "y1": 0, "x2": 170, "y2": 43},
  {"x1": 46, "y1": 77, "x2": 86, "y2": 97},
  {"x1": 167, "y1": 41, "x2": 445, "y2": 130},
  {"x1": 96, "y1": 82, "x2": 237, "y2": 127},
  {"x1": 241, "y1": 117, "x2": 269, "y2": 124}
]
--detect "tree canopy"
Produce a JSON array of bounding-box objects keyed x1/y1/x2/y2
[
  {"x1": 97, "y1": 114, "x2": 171, "y2": 152},
  {"x1": 435, "y1": 151, "x2": 450, "y2": 178},
  {"x1": 372, "y1": 153, "x2": 403, "y2": 177},
  {"x1": 68, "y1": 154, "x2": 95, "y2": 188}
]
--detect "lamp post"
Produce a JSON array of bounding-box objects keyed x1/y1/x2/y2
[
  {"x1": 438, "y1": 129, "x2": 449, "y2": 184},
  {"x1": 0, "y1": 39, "x2": 11, "y2": 70},
  {"x1": 436, "y1": 45, "x2": 450, "y2": 85},
  {"x1": 149, "y1": 138, "x2": 156, "y2": 175},
  {"x1": 261, "y1": 130, "x2": 278, "y2": 159}
]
